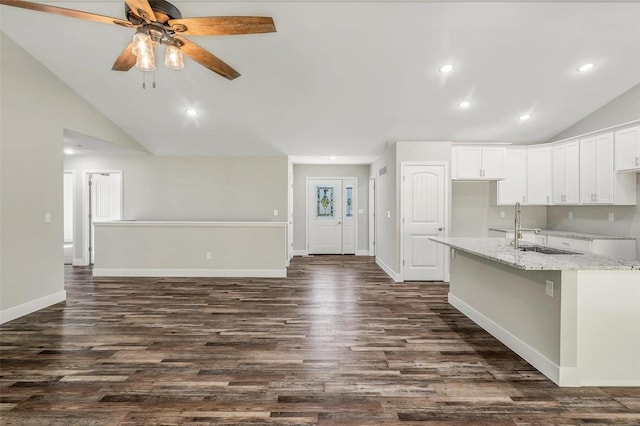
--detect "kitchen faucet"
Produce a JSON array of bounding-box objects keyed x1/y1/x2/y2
[{"x1": 513, "y1": 202, "x2": 522, "y2": 249}]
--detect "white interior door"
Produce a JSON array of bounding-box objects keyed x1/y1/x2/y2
[
  {"x1": 308, "y1": 179, "x2": 343, "y2": 254},
  {"x1": 89, "y1": 172, "x2": 122, "y2": 263},
  {"x1": 402, "y1": 164, "x2": 445, "y2": 281}
]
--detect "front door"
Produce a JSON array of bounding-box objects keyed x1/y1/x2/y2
[
  {"x1": 402, "y1": 164, "x2": 446, "y2": 281},
  {"x1": 307, "y1": 179, "x2": 345, "y2": 254}
]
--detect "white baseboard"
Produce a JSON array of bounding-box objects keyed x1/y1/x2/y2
[
  {"x1": 73, "y1": 258, "x2": 88, "y2": 266},
  {"x1": 448, "y1": 292, "x2": 565, "y2": 386},
  {"x1": 376, "y1": 257, "x2": 401, "y2": 282},
  {"x1": 92, "y1": 268, "x2": 287, "y2": 278},
  {"x1": 355, "y1": 250, "x2": 370, "y2": 256},
  {"x1": 0, "y1": 290, "x2": 67, "y2": 325},
  {"x1": 291, "y1": 250, "x2": 308, "y2": 256}
]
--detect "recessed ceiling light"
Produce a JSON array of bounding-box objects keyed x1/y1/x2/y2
[
  {"x1": 330, "y1": 155, "x2": 337, "y2": 160},
  {"x1": 63, "y1": 148, "x2": 74, "y2": 155},
  {"x1": 439, "y1": 64, "x2": 454, "y2": 73},
  {"x1": 458, "y1": 100, "x2": 471, "y2": 109},
  {"x1": 519, "y1": 114, "x2": 531, "y2": 121},
  {"x1": 185, "y1": 108, "x2": 198, "y2": 117},
  {"x1": 577, "y1": 63, "x2": 594, "y2": 73}
]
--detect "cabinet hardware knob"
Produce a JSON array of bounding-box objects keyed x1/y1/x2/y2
[{"x1": 438, "y1": 227, "x2": 443, "y2": 231}]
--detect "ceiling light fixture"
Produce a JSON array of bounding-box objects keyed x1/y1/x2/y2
[
  {"x1": 577, "y1": 63, "x2": 594, "y2": 73},
  {"x1": 330, "y1": 156, "x2": 337, "y2": 160},
  {"x1": 185, "y1": 108, "x2": 198, "y2": 117},
  {"x1": 63, "y1": 148, "x2": 74, "y2": 155},
  {"x1": 439, "y1": 64, "x2": 454, "y2": 73},
  {"x1": 458, "y1": 101, "x2": 471, "y2": 109},
  {"x1": 519, "y1": 114, "x2": 531, "y2": 121}
]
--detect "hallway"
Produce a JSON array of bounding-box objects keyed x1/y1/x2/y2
[{"x1": 0, "y1": 256, "x2": 637, "y2": 424}]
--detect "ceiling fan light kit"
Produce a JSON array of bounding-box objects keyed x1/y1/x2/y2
[{"x1": 0, "y1": 0, "x2": 276, "y2": 85}]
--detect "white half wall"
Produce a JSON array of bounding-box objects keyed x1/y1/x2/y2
[{"x1": 93, "y1": 221, "x2": 287, "y2": 277}]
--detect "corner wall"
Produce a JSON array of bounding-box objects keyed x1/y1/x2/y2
[{"x1": 0, "y1": 33, "x2": 142, "y2": 323}]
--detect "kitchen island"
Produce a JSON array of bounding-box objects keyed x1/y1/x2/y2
[{"x1": 431, "y1": 237, "x2": 640, "y2": 387}]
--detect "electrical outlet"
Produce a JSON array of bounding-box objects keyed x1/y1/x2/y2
[
  {"x1": 568, "y1": 211, "x2": 573, "y2": 220},
  {"x1": 500, "y1": 211, "x2": 505, "y2": 219},
  {"x1": 358, "y1": 208, "x2": 364, "y2": 215},
  {"x1": 608, "y1": 212, "x2": 614, "y2": 221},
  {"x1": 273, "y1": 209, "x2": 279, "y2": 216},
  {"x1": 44, "y1": 212, "x2": 51, "y2": 223},
  {"x1": 545, "y1": 280, "x2": 554, "y2": 297},
  {"x1": 206, "y1": 252, "x2": 212, "y2": 260}
]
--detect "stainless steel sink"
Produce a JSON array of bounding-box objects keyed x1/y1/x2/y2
[{"x1": 519, "y1": 245, "x2": 580, "y2": 255}]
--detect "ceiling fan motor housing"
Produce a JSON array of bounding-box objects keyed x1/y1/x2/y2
[{"x1": 125, "y1": 0, "x2": 182, "y2": 25}]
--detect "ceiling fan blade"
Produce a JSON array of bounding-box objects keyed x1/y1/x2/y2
[
  {"x1": 175, "y1": 36, "x2": 240, "y2": 80},
  {"x1": 168, "y1": 16, "x2": 276, "y2": 36},
  {"x1": 112, "y1": 42, "x2": 136, "y2": 72},
  {"x1": 124, "y1": 0, "x2": 156, "y2": 23},
  {"x1": 0, "y1": 0, "x2": 133, "y2": 27}
]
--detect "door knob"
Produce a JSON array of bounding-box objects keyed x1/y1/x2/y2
[
  {"x1": 338, "y1": 221, "x2": 342, "y2": 224},
  {"x1": 438, "y1": 227, "x2": 443, "y2": 231}
]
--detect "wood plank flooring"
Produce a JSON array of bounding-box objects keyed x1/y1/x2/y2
[{"x1": 1, "y1": 255, "x2": 639, "y2": 425}]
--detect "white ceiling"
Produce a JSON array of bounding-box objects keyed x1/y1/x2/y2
[{"x1": 1, "y1": 1, "x2": 639, "y2": 162}]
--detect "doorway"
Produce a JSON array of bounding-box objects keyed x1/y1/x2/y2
[
  {"x1": 63, "y1": 171, "x2": 74, "y2": 265},
  {"x1": 401, "y1": 163, "x2": 447, "y2": 281},
  {"x1": 83, "y1": 171, "x2": 123, "y2": 264},
  {"x1": 307, "y1": 178, "x2": 357, "y2": 255}
]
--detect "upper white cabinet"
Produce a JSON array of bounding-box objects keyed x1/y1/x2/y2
[
  {"x1": 551, "y1": 140, "x2": 580, "y2": 204},
  {"x1": 580, "y1": 132, "x2": 636, "y2": 205},
  {"x1": 526, "y1": 146, "x2": 552, "y2": 205},
  {"x1": 452, "y1": 145, "x2": 506, "y2": 180},
  {"x1": 615, "y1": 126, "x2": 640, "y2": 172},
  {"x1": 495, "y1": 147, "x2": 527, "y2": 205}
]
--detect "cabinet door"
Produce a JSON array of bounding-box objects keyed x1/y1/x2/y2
[
  {"x1": 482, "y1": 147, "x2": 506, "y2": 179},
  {"x1": 454, "y1": 146, "x2": 482, "y2": 178},
  {"x1": 564, "y1": 141, "x2": 580, "y2": 204},
  {"x1": 551, "y1": 144, "x2": 565, "y2": 204},
  {"x1": 594, "y1": 133, "x2": 614, "y2": 204},
  {"x1": 527, "y1": 147, "x2": 551, "y2": 205},
  {"x1": 498, "y1": 148, "x2": 527, "y2": 204},
  {"x1": 615, "y1": 126, "x2": 640, "y2": 171},
  {"x1": 580, "y1": 137, "x2": 597, "y2": 204}
]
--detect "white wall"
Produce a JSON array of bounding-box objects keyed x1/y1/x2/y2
[
  {"x1": 452, "y1": 182, "x2": 547, "y2": 237},
  {"x1": 0, "y1": 33, "x2": 142, "y2": 321},
  {"x1": 64, "y1": 155, "x2": 289, "y2": 263},
  {"x1": 370, "y1": 143, "x2": 398, "y2": 273},
  {"x1": 292, "y1": 164, "x2": 369, "y2": 253},
  {"x1": 550, "y1": 83, "x2": 640, "y2": 141}
]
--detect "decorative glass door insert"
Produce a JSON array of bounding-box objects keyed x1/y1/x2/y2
[
  {"x1": 345, "y1": 185, "x2": 353, "y2": 217},
  {"x1": 316, "y1": 185, "x2": 335, "y2": 218}
]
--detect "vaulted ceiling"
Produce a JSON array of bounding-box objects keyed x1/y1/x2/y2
[{"x1": 1, "y1": 1, "x2": 639, "y2": 161}]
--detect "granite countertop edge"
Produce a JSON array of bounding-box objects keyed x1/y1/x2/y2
[
  {"x1": 431, "y1": 237, "x2": 640, "y2": 271},
  {"x1": 488, "y1": 228, "x2": 635, "y2": 241}
]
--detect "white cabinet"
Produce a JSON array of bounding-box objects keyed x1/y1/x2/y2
[
  {"x1": 580, "y1": 134, "x2": 614, "y2": 204},
  {"x1": 576, "y1": 131, "x2": 635, "y2": 205},
  {"x1": 546, "y1": 235, "x2": 636, "y2": 260},
  {"x1": 615, "y1": 126, "x2": 640, "y2": 172},
  {"x1": 526, "y1": 146, "x2": 552, "y2": 205},
  {"x1": 551, "y1": 140, "x2": 580, "y2": 204},
  {"x1": 496, "y1": 148, "x2": 527, "y2": 205},
  {"x1": 452, "y1": 145, "x2": 506, "y2": 180}
]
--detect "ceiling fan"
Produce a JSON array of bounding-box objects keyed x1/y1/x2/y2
[{"x1": 0, "y1": 0, "x2": 276, "y2": 80}]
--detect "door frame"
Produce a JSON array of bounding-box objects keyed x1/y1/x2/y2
[
  {"x1": 81, "y1": 170, "x2": 124, "y2": 266},
  {"x1": 305, "y1": 176, "x2": 358, "y2": 255},
  {"x1": 369, "y1": 177, "x2": 375, "y2": 256},
  {"x1": 399, "y1": 161, "x2": 450, "y2": 282}
]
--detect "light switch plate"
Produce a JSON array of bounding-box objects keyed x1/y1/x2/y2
[
  {"x1": 500, "y1": 211, "x2": 505, "y2": 218},
  {"x1": 545, "y1": 280, "x2": 554, "y2": 297},
  {"x1": 44, "y1": 212, "x2": 52, "y2": 223},
  {"x1": 273, "y1": 209, "x2": 279, "y2": 216},
  {"x1": 608, "y1": 212, "x2": 614, "y2": 221},
  {"x1": 568, "y1": 212, "x2": 573, "y2": 220}
]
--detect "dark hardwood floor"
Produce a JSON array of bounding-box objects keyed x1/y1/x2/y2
[{"x1": 1, "y1": 256, "x2": 638, "y2": 425}]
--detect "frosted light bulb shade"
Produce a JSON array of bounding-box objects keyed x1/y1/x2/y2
[
  {"x1": 164, "y1": 44, "x2": 184, "y2": 69},
  {"x1": 135, "y1": 51, "x2": 156, "y2": 71},
  {"x1": 132, "y1": 32, "x2": 153, "y2": 57}
]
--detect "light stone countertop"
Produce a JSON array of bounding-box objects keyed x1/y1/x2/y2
[
  {"x1": 488, "y1": 228, "x2": 636, "y2": 241},
  {"x1": 431, "y1": 237, "x2": 640, "y2": 271}
]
